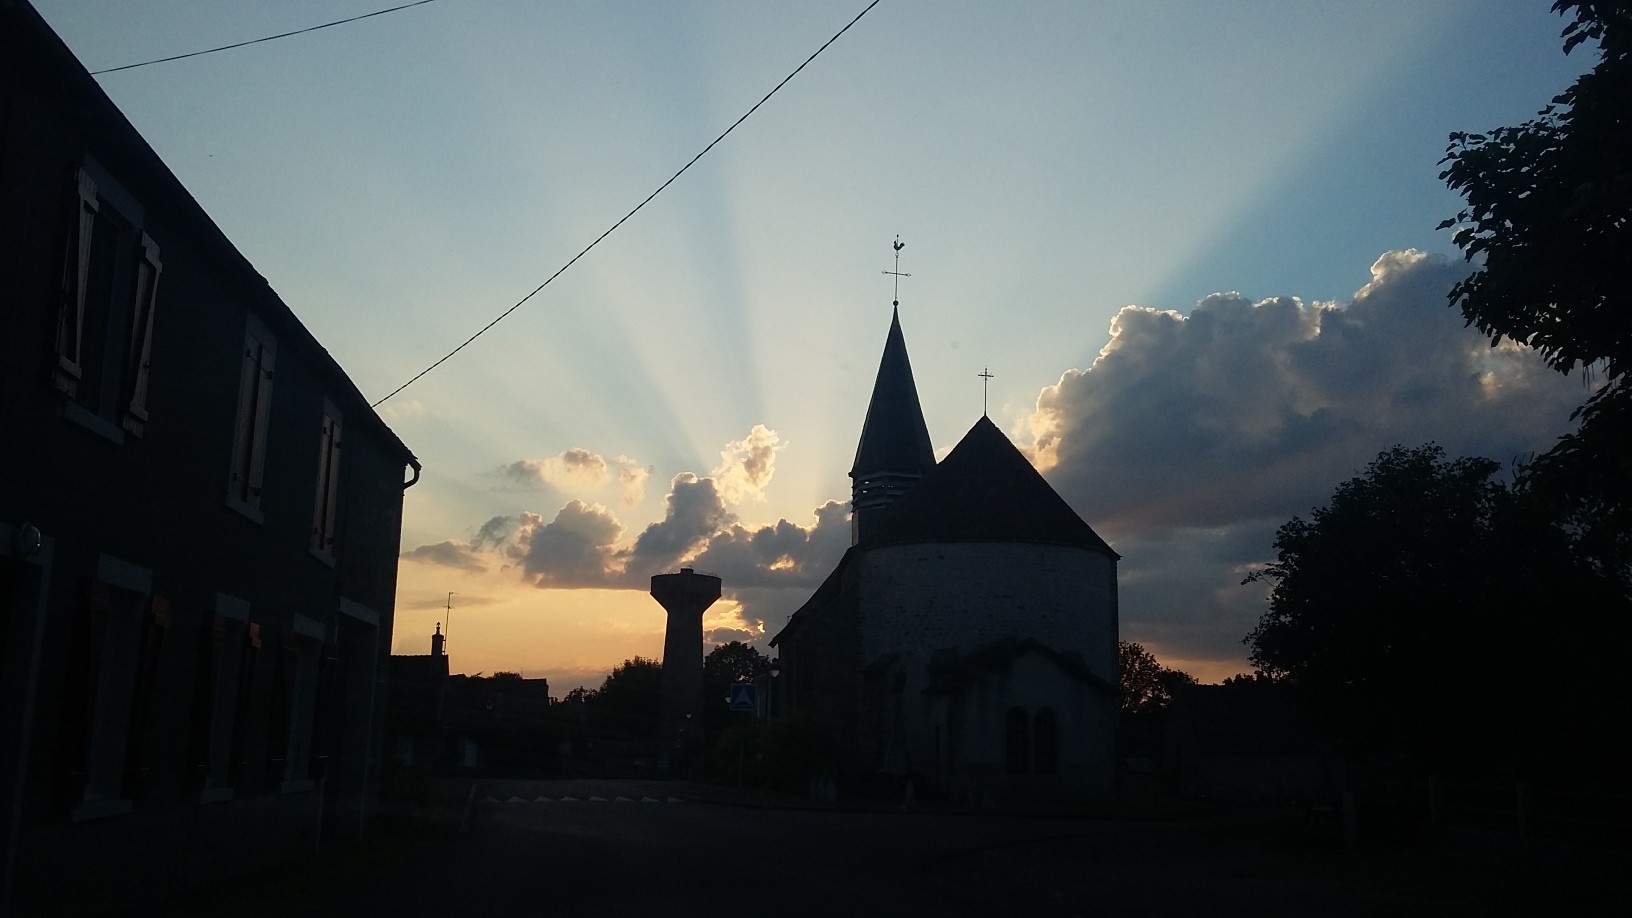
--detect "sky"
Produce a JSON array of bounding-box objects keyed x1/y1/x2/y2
[{"x1": 34, "y1": 0, "x2": 1598, "y2": 689}]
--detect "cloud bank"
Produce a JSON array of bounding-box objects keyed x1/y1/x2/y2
[
  {"x1": 1022, "y1": 250, "x2": 1582, "y2": 670},
  {"x1": 407, "y1": 426, "x2": 845, "y2": 639}
]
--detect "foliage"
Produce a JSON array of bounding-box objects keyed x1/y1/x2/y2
[
  {"x1": 1118, "y1": 641, "x2": 1197, "y2": 715},
  {"x1": 1439, "y1": 0, "x2": 1632, "y2": 584},
  {"x1": 578, "y1": 656, "x2": 662, "y2": 739},
  {"x1": 703, "y1": 641, "x2": 771, "y2": 685},
  {"x1": 1244, "y1": 444, "x2": 1628, "y2": 774}
]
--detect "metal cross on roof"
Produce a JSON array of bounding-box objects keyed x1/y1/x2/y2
[{"x1": 979, "y1": 366, "x2": 995, "y2": 416}]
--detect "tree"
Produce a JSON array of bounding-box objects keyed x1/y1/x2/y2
[
  {"x1": 1244, "y1": 444, "x2": 1628, "y2": 774},
  {"x1": 584, "y1": 656, "x2": 662, "y2": 738},
  {"x1": 1118, "y1": 641, "x2": 1196, "y2": 715},
  {"x1": 703, "y1": 641, "x2": 771, "y2": 685},
  {"x1": 1439, "y1": 1, "x2": 1632, "y2": 583}
]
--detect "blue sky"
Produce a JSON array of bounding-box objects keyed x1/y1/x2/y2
[{"x1": 35, "y1": 0, "x2": 1595, "y2": 687}]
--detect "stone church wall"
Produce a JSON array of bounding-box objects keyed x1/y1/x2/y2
[{"x1": 854, "y1": 541, "x2": 1117, "y2": 682}]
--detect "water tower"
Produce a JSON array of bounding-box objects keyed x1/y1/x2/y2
[{"x1": 650, "y1": 567, "x2": 720, "y2": 766}]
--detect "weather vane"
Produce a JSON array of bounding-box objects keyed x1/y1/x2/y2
[
  {"x1": 881, "y1": 235, "x2": 910, "y2": 307},
  {"x1": 979, "y1": 367, "x2": 995, "y2": 417}
]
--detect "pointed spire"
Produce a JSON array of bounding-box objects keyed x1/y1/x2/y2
[{"x1": 850, "y1": 307, "x2": 935, "y2": 544}]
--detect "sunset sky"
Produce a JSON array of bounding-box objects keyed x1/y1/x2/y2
[{"x1": 36, "y1": 0, "x2": 1596, "y2": 689}]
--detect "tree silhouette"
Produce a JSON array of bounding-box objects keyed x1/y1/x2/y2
[
  {"x1": 1245, "y1": 444, "x2": 1628, "y2": 776},
  {"x1": 703, "y1": 641, "x2": 770, "y2": 686},
  {"x1": 1118, "y1": 641, "x2": 1196, "y2": 715},
  {"x1": 1439, "y1": 0, "x2": 1632, "y2": 584}
]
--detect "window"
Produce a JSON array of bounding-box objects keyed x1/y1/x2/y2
[
  {"x1": 194, "y1": 595, "x2": 250, "y2": 802},
  {"x1": 270, "y1": 616, "x2": 324, "y2": 791},
  {"x1": 57, "y1": 556, "x2": 163, "y2": 820},
  {"x1": 53, "y1": 164, "x2": 162, "y2": 439},
  {"x1": 228, "y1": 319, "x2": 276, "y2": 518},
  {"x1": 311, "y1": 403, "x2": 343, "y2": 558}
]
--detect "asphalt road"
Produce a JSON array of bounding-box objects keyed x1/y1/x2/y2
[{"x1": 146, "y1": 778, "x2": 1629, "y2": 917}]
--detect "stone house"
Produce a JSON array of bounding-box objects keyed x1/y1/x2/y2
[{"x1": 1, "y1": 4, "x2": 419, "y2": 912}]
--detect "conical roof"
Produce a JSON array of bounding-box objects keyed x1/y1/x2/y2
[
  {"x1": 866, "y1": 416, "x2": 1118, "y2": 556},
  {"x1": 850, "y1": 308, "x2": 935, "y2": 478}
]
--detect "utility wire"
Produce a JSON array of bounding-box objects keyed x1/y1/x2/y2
[
  {"x1": 372, "y1": 0, "x2": 883, "y2": 407},
  {"x1": 90, "y1": 0, "x2": 443, "y2": 75}
]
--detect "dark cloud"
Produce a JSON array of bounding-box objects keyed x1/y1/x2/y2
[
  {"x1": 400, "y1": 540, "x2": 487, "y2": 571},
  {"x1": 1026, "y1": 250, "x2": 1582, "y2": 540},
  {"x1": 704, "y1": 626, "x2": 758, "y2": 645},
  {"x1": 626, "y1": 474, "x2": 736, "y2": 577},
  {"x1": 517, "y1": 501, "x2": 625, "y2": 587}
]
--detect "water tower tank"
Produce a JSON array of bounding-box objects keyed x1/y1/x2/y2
[{"x1": 650, "y1": 568, "x2": 720, "y2": 768}]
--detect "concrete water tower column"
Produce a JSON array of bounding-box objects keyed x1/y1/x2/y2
[{"x1": 650, "y1": 567, "x2": 720, "y2": 769}]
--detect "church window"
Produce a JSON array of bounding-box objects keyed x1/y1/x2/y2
[
  {"x1": 1033, "y1": 707, "x2": 1058, "y2": 775},
  {"x1": 1005, "y1": 707, "x2": 1030, "y2": 774}
]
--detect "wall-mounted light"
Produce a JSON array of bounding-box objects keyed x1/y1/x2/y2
[{"x1": 12, "y1": 522, "x2": 42, "y2": 558}]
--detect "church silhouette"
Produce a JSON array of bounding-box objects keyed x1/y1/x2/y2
[{"x1": 773, "y1": 304, "x2": 1120, "y2": 802}]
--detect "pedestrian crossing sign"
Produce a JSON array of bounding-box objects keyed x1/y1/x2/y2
[{"x1": 729, "y1": 683, "x2": 758, "y2": 712}]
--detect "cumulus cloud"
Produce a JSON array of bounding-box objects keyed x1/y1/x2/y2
[
  {"x1": 497, "y1": 449, "x2": 648, "y2": 506},
  {"x1": 616, "y1": 459, "x2": 650, "y2": 507},
  {"x1": 627, "y1": 474, "x2": 736, "y2": 576},
  {"x1": 517, "y1": 501, "x2": 626, "y2": 587},
  {"x1": 400, "y1": 540, "x2": 488, "y2": 571},
  {"x1": 1025, "y1": 250, "x2": 1582, "y2": 540},
  {"x1": 712, "y1": 424, "x2": 784, "y2": 504},
  {"x1": 1016, "y1": 249, "x2": 1586, "y2": 672}
]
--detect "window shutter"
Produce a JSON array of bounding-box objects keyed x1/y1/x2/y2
[
  {"x1": 54, "y1": 169, "x2": 99, "y2": 391},
  {"x1": 123, "y1": 232, "x2": 162, "y2": 435},
  {"x1": 313, "y1": 414, "x2": 343, "y2": 553},
  {"x1": 247, "y1": 346, "x2": 274, "y2": 501}
]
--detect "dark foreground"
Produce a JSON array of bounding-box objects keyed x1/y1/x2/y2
[{"x1": 121, "y1": 779, "x2": 1626, "y2": 917}]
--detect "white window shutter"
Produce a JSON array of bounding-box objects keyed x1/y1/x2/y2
[
  {"x1": 123, "y1": 232, "x2": 162, "y2": 434},
  {"x1": 55, "y1": 168, "x2": 99, "y2": 391}
]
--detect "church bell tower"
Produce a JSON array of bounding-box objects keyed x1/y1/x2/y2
[{"x1": 850, "y1": 239, "x2": 935, "y2": 544}]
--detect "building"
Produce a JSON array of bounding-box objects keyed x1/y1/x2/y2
[
  {"x1": 0, "y1": 4, "x2": 420, "y2": 913},
  {"x1": 772, "y1": 307, "x2": 1120, "y2": 802}
]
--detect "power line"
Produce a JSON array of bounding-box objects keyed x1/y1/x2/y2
[
  {"x1": 372, "y1": 0, "x2": 884, "y2": 407},
  {"x1": 90, "y1": 0, "x2": 443, "y2": 76}
]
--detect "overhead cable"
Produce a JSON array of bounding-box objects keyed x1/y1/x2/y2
[
  {"x1": 371, "y1": 0, "x2": 883, "y2": 407},
  {"x1": 90, "y1": 0, "x2": 443, "y2": 75}
]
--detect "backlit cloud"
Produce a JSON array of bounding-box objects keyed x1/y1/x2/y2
[
  {"x1": 1019, "y1": 249, "x2": 1584, "y2": 672},
  {"x1": 517, "y1": 501, "x2": 626, "y2": 588},
  {"x1": 712, "y1": 424, "x2": 783, "y2": 504},
  {"x1": 627, "y1": 474, "x2": 736, "y2": 576},
  {"x1": 497, "y1": 449, "x2": 647, "y2": 506},
  {"x1": 1024, "y1": 250, "x2": 1582, "y2": 540},
  {"x1": 400, "y1": 540, "x2": 487, "y2": 572}
]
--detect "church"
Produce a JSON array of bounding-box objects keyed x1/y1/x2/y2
[{"x1": 771, "y1": 304, "x2": 1121, "y2": 802}]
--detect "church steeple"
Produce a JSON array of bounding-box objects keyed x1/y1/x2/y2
[{"x1": 850, "y1": 305, "x2": 935, "y2": 544}]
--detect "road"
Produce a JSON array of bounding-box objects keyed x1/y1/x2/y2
[{"x1": 145, "y1": 778, "x2": 1628, "y2": 917}]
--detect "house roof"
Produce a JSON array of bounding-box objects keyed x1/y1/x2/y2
[
  {"x1": 866, "y1": 416, "x2": 1118, "y2": 556},
  {"x1": 769, "y1": 546, "x2": 855, "y2": 646},
  {"x1": 850, "y1": 308, "x2": 935, "y2": 479}
]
